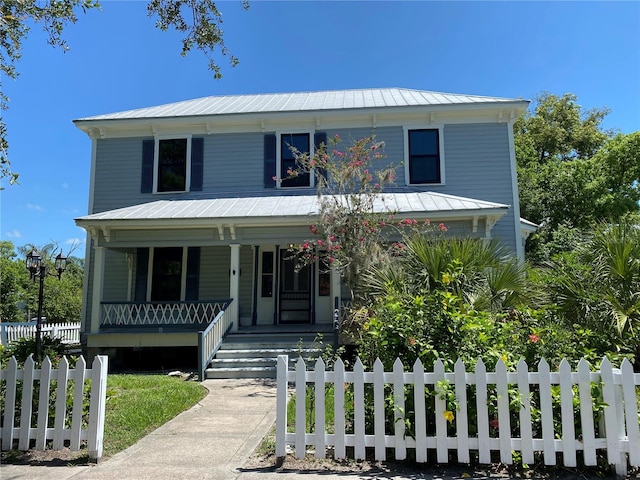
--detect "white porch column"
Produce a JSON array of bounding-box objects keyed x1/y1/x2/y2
[
  {"x1": 91, "y1": 246, "x2": 105, "y2": 334},
  {"x1": 229, "y1": 244, "x2": 240, "y2": 332}
]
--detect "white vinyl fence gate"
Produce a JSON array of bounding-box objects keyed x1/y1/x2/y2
[
  {"x1": 0, "y1": 355, "x2": 108, "y2": 460},
  {"x1": 276, "y1": 355, "x2": 640, "y2": 475}
]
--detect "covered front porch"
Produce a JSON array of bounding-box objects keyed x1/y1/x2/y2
[{"x1": 76, "y1": 191, "x2": 509, "y2": 376}]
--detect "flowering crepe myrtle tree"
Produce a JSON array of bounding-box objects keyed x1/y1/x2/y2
[{"x1": 282, "y1": 134, "x2": 442, "y2": 303}]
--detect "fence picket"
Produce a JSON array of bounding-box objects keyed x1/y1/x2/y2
[
  {"x1": 69, "y1": 356, "x2": 86, "y2": 450},
  {"x1": 354, "y1": 359, "x2": 366, "y2": 460},
  {"x1": 393, "y1": 358, "x2": 406, "y2": 461},
  {"x1": 314, "y1": 357, "x2": 326, "y2": 459},
  {"x1": 495, "y1": 359, "x2": 511, "y2": 464},
  {"x1": 538, "y1": 358, "x2": 555, "y2": 465},
  {"x1": 621, "y1": 359, "x2": 640, "y2": 466},
  {"x1": 373, "y1": 359, "x2": 386, "y2": 461},
  {"x1": 454, "y1": 359, "x2": 469, "y2": 463},
  {"x1": 1, "y1": 357, "x2": 18, "y2": 450},
  {"x1": 434, "y1": 358, "x2": 447, "y2": 463},
  {"x1": 600, "y1": 357, "x2": 619, "y2": 468},
  {"x1": 577, "y1": 358, "x2": 596, "y2": 465},
  {"x1": 53, "y1": 356, "x2": 70, "y2": 450},
  {"x1": 333, "y1": 358, "x2": 345, "y2": 459},
  {"x1": 516, "y1": 359, "x2": 534, "y2": 465},
  {"x1": 294, "y1": 357, "x2": 306, "y2": 459},
  {"x1": 35, "y1": 356, "x2": 53, "y2": 450},
  {"x1": 275, "y1": 355, "x2": 288, "y2": 458},
  {"x1": 18, "y1": 356, "x2": 35, "y2": 450},
  {"x1": 88, "y1": 355, "x2": 108, "y2": 460},
  {"x1": 559, "y1": 359, "x2": 577, "y2": 466},
  {"x1": 475, "y1": 359, "x2": 490, "y2": 464},
  {"x1": 413, "y1": 359, "x2": 427, "y2": 463},
  {"x1": 612, "y1": 361, "x2": 628, "y2": 476}
]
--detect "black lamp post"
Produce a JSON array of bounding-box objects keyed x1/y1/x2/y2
[{"x1": 25, "y1": 248, "x2": 67, "y2": 361}]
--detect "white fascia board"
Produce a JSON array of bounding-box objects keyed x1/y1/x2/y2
[
  {"x1": 75, "y1": 207, "x2": 509, "y2": 232},
  {"x1": 73, "y1": 101, "x2": 530, "y2": 139}
]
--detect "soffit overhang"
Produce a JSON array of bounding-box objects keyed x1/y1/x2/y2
[
  {"x1": 73, "y1": 88, "x2": 529, "y2": 139},
  {"x1": 75, "y1": 192, "x2": 509, "y2": 233}
]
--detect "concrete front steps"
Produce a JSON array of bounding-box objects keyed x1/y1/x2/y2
[{"x1": 204, "y1": 331, "x2": 328, "y2": 379}]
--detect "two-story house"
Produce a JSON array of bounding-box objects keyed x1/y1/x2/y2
[{"x1": 74, "y1": 88, "x2": 529, "y2": 378}]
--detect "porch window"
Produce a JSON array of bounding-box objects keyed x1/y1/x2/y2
[
  {"x1": 261, "y1": 251, "x2": 274, "y2": 297},
  {"x1": 151, "y1": 247, "x2": 183, "y2": 301}
]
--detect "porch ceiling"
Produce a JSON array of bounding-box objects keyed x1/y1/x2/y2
[{"x1": 75, "y1": 192, "x2": 509, "y2": 230}]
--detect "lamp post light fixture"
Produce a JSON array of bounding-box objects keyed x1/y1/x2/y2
[{"x1": 25, "y1": 248, "x2": 67, "y2": 361}]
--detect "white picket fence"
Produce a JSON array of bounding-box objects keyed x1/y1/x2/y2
[
  {"x1": 0, "y1": 322, "x2": 81, "y2": 346},
  {"x1": 276, "y1": 356, "x2": 640, "y2": 475},
  {"x1": 0, "y1": 355, "x2": 108, "y2": 460}
]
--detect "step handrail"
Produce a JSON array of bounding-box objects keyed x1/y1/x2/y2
[{"x1": 197, "y1": 299, "x2": 233, "y2": 381}]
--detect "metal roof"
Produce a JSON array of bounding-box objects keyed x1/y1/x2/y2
[
  {"x1": 75, "y1": 88, "x2": 527, "y2": 122},
  {"x1": 76, "y1": 192, "x2": 509, "y2": 225}
]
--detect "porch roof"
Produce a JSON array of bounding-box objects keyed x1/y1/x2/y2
[{"x1": 76, "y1": 192, "x2": 509, "y2": 228}]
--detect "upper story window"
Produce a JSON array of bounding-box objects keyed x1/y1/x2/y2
[
  {"x1": 141, "y1": 136, "x2": 203, "y2": 194},
  {"x1": 405, "y1": 127, "x2": 445, "y2": 185},
  {"x1": 280, "y1": 133, "x2": 311, "y2": 188},
  {"x1": 155, "y1": 137, "x2": 191, "y2": 193},
  {"x1": 157, "y1": 139, "x2": 188, "y2": 192}
]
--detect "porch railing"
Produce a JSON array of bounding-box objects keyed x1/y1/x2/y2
[
  {"x1": 197, "y1": 299, "x2": 234, "y2": 381},
  {"x1": 100, "y1": 300, "x2": 231, "y2": 327}
]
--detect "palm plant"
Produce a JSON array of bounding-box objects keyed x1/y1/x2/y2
[{"x1": 367, "y1": 235, "x2": 534, "y2": 313}]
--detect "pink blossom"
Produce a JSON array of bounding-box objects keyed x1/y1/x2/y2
[
  {"x1": 329, "y1": 235, "x2": 336, "y2": 242},
  {"x1": 490, "y1": 418, "x2": 499, "y2": 429},
  {"x1": 439, "y1": 223, "x2": 448, "y2": 232},
  {"x1": 529, "y1": 334, "x2": 540, "y2": 343}
]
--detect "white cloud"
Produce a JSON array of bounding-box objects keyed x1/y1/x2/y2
[
  {"x1": 6, "y1": 230, "x2": 22, "y2": 238},
  {"x1": 26, "y1": 203, "x2": 45, "y2": 212},
  {"x1": 65, "y1": 237, "x2": 86, "y2": 245}
]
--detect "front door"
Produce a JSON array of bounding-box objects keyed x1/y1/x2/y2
[{"x1": 278, "y1": 250, "x2": 311, "y2": 324}]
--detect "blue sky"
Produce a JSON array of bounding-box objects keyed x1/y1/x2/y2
[{"x1": 1, "y1": 0, "x2": 639, "y2": 259}]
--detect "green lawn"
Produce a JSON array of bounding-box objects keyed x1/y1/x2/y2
[{"x1": 103, "y1": 374, "x2": 207, "y2": 457}]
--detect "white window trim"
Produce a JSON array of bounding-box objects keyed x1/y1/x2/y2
[
  {"x1": 153, "y1": 134, "x2": 193, "y2": 194},
  {"x1": 403, "y1": 125, "x2": 446, "y2": 186},
  {"x1": 146, "y1": 247, "x2": 188, "y2": 301},
  {"x1": 276, "y1": 130, "x2": 315, "y2": 189}
]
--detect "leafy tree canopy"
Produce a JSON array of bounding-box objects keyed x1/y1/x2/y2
[
  {"x1": 1, "y1": 241, "x2": 84, "y2": 323},
  {"x1": 0, "y1": 0, "x2": 247, "y2": 185},
  {"x1": 515, "y1": 92, "x2": 639, "y2": 262}
]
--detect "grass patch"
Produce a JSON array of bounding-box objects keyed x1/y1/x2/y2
[
  {"x1": 286, "y1": 385, "x2": 336, "y2": 434},
  {"x1": 103, "y1": 374, "x2": 207, "y2": 457}
]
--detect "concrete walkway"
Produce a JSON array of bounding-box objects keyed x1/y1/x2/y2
[{"x1": 2, "y1": 378, "x2": 284, "y2": 480}]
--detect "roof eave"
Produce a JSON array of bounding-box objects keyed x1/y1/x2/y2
[
  {"x1": 73, "y1": 100, "x2": 530, "y2": 136},
  {"x1": 75, "y1": 206, "x2": 509, "y2": 231}
]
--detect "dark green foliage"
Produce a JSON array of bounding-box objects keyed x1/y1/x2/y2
[
  {"x1": 1, "y1": 335, "x2": 73, "y2": 366},
  {"x1": 1, "y1": 241, "x2": 83, "y2": 323},
  {"x1": 514, "y1": 93, "x2": 639, "y2": 262}
]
